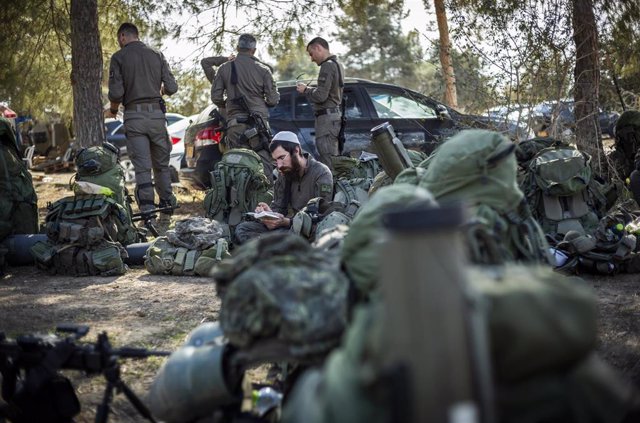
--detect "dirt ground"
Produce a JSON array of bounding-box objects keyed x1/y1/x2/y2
[{"x1": 1, "y1": 169, "x2": 640, "y2": 422}]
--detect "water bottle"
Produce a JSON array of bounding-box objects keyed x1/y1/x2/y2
[{"x1": 252, "y1": 386, "x2": 283, "y2": 417}]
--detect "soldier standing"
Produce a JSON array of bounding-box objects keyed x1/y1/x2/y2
[
  {"x1": 211, "y1": 34, "x2": 279, "y2": 176},
  {"x1": 106, "y1": 22, "x2": 178, "y2": 229},
  {"x1": 296, "y1": 37, "x2": 345, "y2": 172}
]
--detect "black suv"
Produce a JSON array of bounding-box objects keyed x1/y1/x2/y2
[{"x1": 180, "y1": 78, "x2": 510, "y2": 190}]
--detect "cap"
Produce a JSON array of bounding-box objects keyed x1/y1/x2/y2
[
  {"x1": 272, "y1": 131, "x2": 300, "y2": 145},
  {"x1": 237, "y1": 34, "x2": 257, "y2": 49}
]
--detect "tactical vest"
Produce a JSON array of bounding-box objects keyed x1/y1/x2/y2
[{"x1": 145, "y1": 237, "x2": 229, "y2": 277}]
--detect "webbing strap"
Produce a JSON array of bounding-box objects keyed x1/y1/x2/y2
[{"x1": 184, "y1": 250, "x2": 197, "y2": 273}]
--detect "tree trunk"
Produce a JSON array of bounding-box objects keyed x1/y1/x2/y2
[
  {"x1": 572, "y1": 0, "x2": 604, "y2": 175},
  {"x1": 433, "y1": 0, "x2": 458, "y2": 109},
  {"x1": 70, "y1": 0, "x2": 103, "y2": 147}
]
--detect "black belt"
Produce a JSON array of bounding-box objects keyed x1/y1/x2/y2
[
  {"x1": 314, "y1": 107, "x2": 341, "y2": 117},
  {"x1": 125, "y1": 102, "x2": 163, "y2": 112}
]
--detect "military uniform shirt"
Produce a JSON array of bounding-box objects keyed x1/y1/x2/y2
[
  {"x1": 108, "y1": 41, "x2": 177, "y2": 106},
  {"x1": 201, "y1": 56, "x2": 230, "y2": 83},
  {"x1": 270, "y1": 154, "x2": 333, "y2": 216},
  {"x1": 211, "y1": 52, "x2": 279, "y2": 119},
  {"x1": 305, "y1": 55, "x2": 343, "y2": 111}
]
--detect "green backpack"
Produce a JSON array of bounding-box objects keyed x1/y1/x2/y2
[
  {"x1": 203, "y1": 149, "x2": 273, "y2": 234},
  {"x1": 418, "y1": 129, "x2": 552, "y2": 266},
  {"x1": 283, "y1": 264, "x2": 640, "y2": 423},
  {"x1": 0, "y1": 118, "x2": 38, "y2": 243},
  {"x1": 30, "y1": 194, "x2": 132, "y2": 276},
  {"x1": 333, "y1": 178, "x2": 372, "y2": 207},
  {"x1": 145, "y1": 217, "x2": 230, "y2": 276},
  {"x1": 522, "y1": 145, "x2": 610, "y2": 239},
  {"x1": 331, "y1": 154, "x2": 381, "y2": 180}
]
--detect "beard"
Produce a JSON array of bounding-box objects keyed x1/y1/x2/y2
[{"x1": 278, "y1": 153, "x2": 302, "y2": 175}]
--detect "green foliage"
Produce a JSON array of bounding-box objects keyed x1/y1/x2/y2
[
  {"x1": 164, "y1": 66, "x2": 212, "y2": 116},
  {"x1": 272, "y1": 44, "x2": 319, "y2": 82},
  {"x1": 333, "y1": 0, "x2": 424, "y2": 89}
]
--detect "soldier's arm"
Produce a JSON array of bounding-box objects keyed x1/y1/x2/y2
[
  {"x1": 314, "y1": 168, "x2": 334, "y2": 202},
  {"x1": 270, "y1": 176, "x2": 289, "y2": 215},
  {"x1": 263, "y1": 70, "x2": 280, "y2": 107},
  {"x1": 201, "y1": 56, "x2": 230, "y2": 83},
  {"x1": 305, "y1": 62, "x2": 336, "y2": 104},
  {"x1": 160, "y1": 53, "x2": 178, "y2": 96},
  {"x1": 211, "y1": 68, "x2": 226, "y2": 107},
  {"x1": 107, "y1": 55, "x2": 124, "y2": 104}
]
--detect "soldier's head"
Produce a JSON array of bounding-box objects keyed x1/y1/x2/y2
[
  {"x1": 117, "y1": 23, "x2": 139, "y2": 48},
  {"x1": 237, "y1": 34, "x2": 257, "y2": 54},
  {"x1": 269, "y1": 131, "x2": 305, "y2": 175},
  {"x1": 306, "y1": 37, "x2": 331, "y2": 65}
]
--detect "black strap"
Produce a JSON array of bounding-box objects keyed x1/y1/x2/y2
[
  {"x1": 137, "y1": 182, "x2": 154, "y2": 189},
  {"x1": 283, "y1": 175, "x2": 293, "y2": 213},
  {"x1": 327, "y1": 58, "x2": 347, "y2": 154},
  {"x1": 231, "y1": 61, "x2": 238, "y2": 85}
]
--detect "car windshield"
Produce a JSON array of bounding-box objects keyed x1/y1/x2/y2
[{"x1": 364, "y1": 87, "x2": 437, "y2": 119}]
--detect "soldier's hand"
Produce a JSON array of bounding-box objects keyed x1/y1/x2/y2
[
  {"x1": 255, "y1": 202, "x2": 271, "y2": 213},
  {"x1": 296, "y1": 82, "x2": 307, "y2": 94},
  {"x1": 263, "y1": 214, "x2": 287, "y2": 230},
  {"x1": 104, "y1": 108, "x2": 117, "y2": 119}
]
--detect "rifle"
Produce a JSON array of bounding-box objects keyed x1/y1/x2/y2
[
  {"x1": 232, "y1": 95, "x2": 273, "y2": 152},
  {"x1": 0, "y1": 325, "x2": 170, "y2": 423},
  {"x1": 131, "y1": 205, "x2": 178, "y2": 237}
]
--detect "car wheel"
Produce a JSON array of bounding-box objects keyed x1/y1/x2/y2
[{"x1": 120, "y1": 158, "x2": 136, "y2": 183}]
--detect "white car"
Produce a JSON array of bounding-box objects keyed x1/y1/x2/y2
[{"x1": 167, "y1": 114, "x2": 198, "y2": 181}]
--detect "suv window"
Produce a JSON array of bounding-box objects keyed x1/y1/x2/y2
[
  {"x1": 364, "y1": 87, "x2": 437, "y2": 119},
  {"x1": 270, "y1": 92, "x2": 292, "y2": 119}
]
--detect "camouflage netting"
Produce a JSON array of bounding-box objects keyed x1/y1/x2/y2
[
  {"x1": 166, "y1": 217, "x2": 225, "y2": 250},
  {"x1": 213, "y1": 232, "x2": 349, "y2": 358}
]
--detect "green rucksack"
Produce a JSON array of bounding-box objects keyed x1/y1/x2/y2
[
  {"x1": 203, "y1": 149, "x2": 273, "y2": 236},
  {"x1": 283, "y1": 264, "x2": 640, "y2": 423},
  {"x1": 291, "y1": 197, "x2": 360, "y2": 243},
  {"x1": 419, "y1": 129, "x2": 552, "y2": 266},
  {"x1": 368, "y1": 149, "x2": 428, "y2": 196},
  {"x1": 0, "y1": 118, "x2": 38, "y2": 243},
  {"x1": 145, "y1": 217, "x2": 230, "y2": 276},
  {"x1": 333, "y1": 178, "x2": 371, "y2": 208},
  {"x1": 522, "y1": 144, "x2": 610, "y2": 239},
  {"x1": 331, "y1": 154, "x2": 381, "y2": 180},
  {"x1": 30, "y1": 194, "x2": 132, "y2": 276}
]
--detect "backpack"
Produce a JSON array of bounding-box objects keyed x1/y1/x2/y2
[
  {"x1": 522, "y1": 144, "x2": 610, "y2": 239},
  {"x1": 0, "y1": 118, "x2": 38, "y2": 243},
  {"x1": 284, "y1": 265, "x2": 640, "y2": 423},
  {"x1": 203, "y1": 149, "x2": 273, "y2": 236},
  {"x1": 30, "y1": 194, "x2": 132, "y2": 276},
  {"x1": 145, "y1": 217, "x2": 230, "y2": 276},
  {"x1": 333, "y1": 178, "x2": 371, "y2": 208},
  {"x1": 418, "y1": 129, "x2": 552, "y2": 266},
  {"x1": 331, "y1": 153, "x2": 381, "y2": 180}
]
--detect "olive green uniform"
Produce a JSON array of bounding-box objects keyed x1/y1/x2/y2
[
  {"x1": 108, "y1": 40, "x2": 178, "y2": 212},
  {"x1": 304, "y1": 55, "x2": 344, "y2": 170},
  {"x1": 211, "y1": 52, "x2": 279, "y2": 176},
  {"x1": 233, "y1": 154, "x2": 333, "y2": 245}
]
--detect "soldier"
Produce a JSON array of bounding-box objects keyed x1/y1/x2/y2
[
  {"x1": 233, "y1": 131, "x2": 333, "y2": 245},
  {"x1": 296, "y1": 37, "x2": 345, "y2": 172},
  {"x1": 211, "y1": 34, "x2": 279, "y2": 176},
  {"x1": 105, "y1": 22, "x2": 178, "y2": 230}
]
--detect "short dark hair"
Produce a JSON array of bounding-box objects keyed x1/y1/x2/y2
[
  {"x1": 269, "y1": 140, "x2": 300, "y2": 155},
  {"x1": 307, "y1": 37, "x2": 329, "y2": 50},
  {"x1": 117, "y1": 23, "x2": 139, "y2": 37}
]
